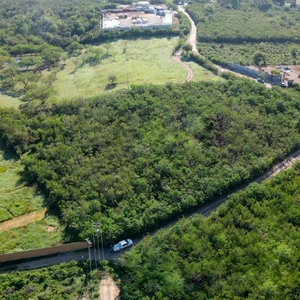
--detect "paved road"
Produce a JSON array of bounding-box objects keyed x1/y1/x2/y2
[{"x1": 1, "y1": 148, "x2": 300, "y2": 273}]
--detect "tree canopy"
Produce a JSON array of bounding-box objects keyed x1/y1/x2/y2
[
  {"x1": 120, "y1": 163, "x2": 300, "y2": 299},
  {"x1": 1, "y1": 79, "x2": 300, "y2": 243}
]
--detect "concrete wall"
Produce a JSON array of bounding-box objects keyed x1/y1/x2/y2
[
  {"x1": 227, "y1": 62, "x2": 281, "y2": 84},
  {"x1": 0, "y1": 242, "x2": 88, "y2": 263}
]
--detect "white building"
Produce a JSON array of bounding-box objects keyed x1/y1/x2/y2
[
  {"x1": 163, "y1": 11, "x2": 173, "y2": 26},
  {"x1": 134, "y1": 1, "x2": 150, "y2": 9},
  {"x1": 102, "y1": 19, "x2": 120, "y2": 31}
]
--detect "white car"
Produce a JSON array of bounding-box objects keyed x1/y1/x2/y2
[{"x1": 111, "y1": 239, "x2": 133, "y2": 252}]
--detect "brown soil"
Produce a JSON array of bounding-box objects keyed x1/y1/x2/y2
[
  {"x1": 254, "y1": 65, "x2": 300, "y2": 84},
  {"x1": 99, "y1": 276, "x2": 120, "y2": 300},
  {"x1": 0, "y1": 209, "x2": 46, "y2": 232},
  {"x1": 46, "y1": 225, "x2": 55, "y2": 232}
]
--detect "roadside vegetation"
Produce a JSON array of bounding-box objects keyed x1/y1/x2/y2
[
  {"x1": 199, "y1": 42, "x2": 300, "y2": 66},
  {"x1": 0, "y1": 261, "x2": 100, "y2": 299},
  {"x1": 119, "y1": 163, "x2": 300, "y2": 299},
  {"x1": 1, "y1": 79, "x2": 300, "y2": 243}
]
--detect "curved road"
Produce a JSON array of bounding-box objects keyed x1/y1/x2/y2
[
  {"x1": 171, "y1": 5, "x2": 198, "y2": 82},
  {"x1": 172, "y1": 51, "x2": 194, "y2": 82},
  {"x1": 1, "y1": 148, "x2": 300, "y2": 273}
]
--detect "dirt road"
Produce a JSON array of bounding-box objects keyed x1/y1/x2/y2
[
  {"x1": 172, "y1": 51, "x2": 193, "y2": 82},
  {"x1": 178, "y1": 6, "x2": 198, "y2": 53},
  {"x1": 0, "y1": 209, "x2": 46, "y2": 232},
  {"x1": 99, "y1": 276, "x2": 119, "y2": 300}
]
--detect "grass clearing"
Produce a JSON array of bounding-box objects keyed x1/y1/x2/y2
[
  {"x1": 0, "y1": 143, "x2": 64, "y2": 253},
  {"x1": 0, "y1": 143, "x2": 45, "y2": 222},
  {"x1": 0, "y1": 215, "x2": 63, "y2": 254},
  {"x1": 53, "y1": 37, "x2": 219, "y2": 100},
  {"x1": 0, "y1": 92, "x2": 21, "y2": 108}
]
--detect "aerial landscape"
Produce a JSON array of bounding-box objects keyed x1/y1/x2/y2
[{"x1": 0, "y1": 0, "x2": 300, "y2": 299}]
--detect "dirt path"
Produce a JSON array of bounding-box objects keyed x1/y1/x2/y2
[
  {"x1": 172, "y1": 52, "x2": 194, "y2": 82},
  {"x1": 0, "y1": 209, "x2": 46, "y2": 232},
  {"x1": 99, "y1": 276, "x2": 120, "y2": 300},
  {"x1": 178, "y1": 6, "x2": 198, "y2": 53}
]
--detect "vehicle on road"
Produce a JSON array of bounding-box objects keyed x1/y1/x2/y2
[
  {"x1": 256, "y1": 78, "x2": 265, "y2": 84},
  {"x1": 111, "y1": 239, "x2": 133, "y2": 252}
]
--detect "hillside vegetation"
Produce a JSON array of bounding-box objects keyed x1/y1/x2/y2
[
  {"x1": 120, "y1": 164, "x2": 300, "y2": 299},
  {"x1": 1, "y1": 79, "x2": 300, "y2": 242},
  {"x1": 187, "y1": 0, "x2": 300, "y2": 65},
  {"x1": 188, "y1": 1, "x2": 300, "y2": 42}
]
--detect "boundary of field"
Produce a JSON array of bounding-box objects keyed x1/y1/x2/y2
[{"x1": 0, "y1": 209, "x2": 46, "y2": 232}]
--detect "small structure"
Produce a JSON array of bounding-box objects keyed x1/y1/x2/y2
[
  {"x1": 163, "y1": 11, "x2": 173, "y2": 26},
  {"x1": 102, "y1": 19, "x2": 121, "y2": 31},
  {"x1": 133, "y1": 1, "x2": 150, "y2": 9}
]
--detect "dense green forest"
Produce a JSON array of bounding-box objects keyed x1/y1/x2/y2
[
  {"x1": 119, "y1": 163, "x2": 300, "y2": 299},
  {"x1": 188, "y1": 0, "x2": 300, "y2": 42},
  {"x1": 1, "y1": 80, "x2": 300, "y2": 242},
  {"x1": 0, "y1": 0, "x2": 101, "y2": 49},
  {"x1": 186, "y1": 0, "x2": 300, "y2": 65},
  {"x1": 0, "y1": 261, "x2": 99, "y2": 299}
]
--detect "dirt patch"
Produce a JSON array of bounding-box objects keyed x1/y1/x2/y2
[
  {"x1": 0, "y1": 209, "x2": 46, "y2": 232},
  {"x1": 99, "y1": 276, "x2": 120, "y2": 300},
  {"x1": 253, "y1": 65, "x2": 300, "y2": 84},
  {"x1": 46, "y1": 225, "x2": 55, "y2": 232}
]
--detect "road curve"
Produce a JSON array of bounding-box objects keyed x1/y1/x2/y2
[
  {"x1": 1, "y1": 149, "x2": 300, "y2": 273},
  {"x1": 172, "y1": 52, "x2": 193, "y2": 82}
]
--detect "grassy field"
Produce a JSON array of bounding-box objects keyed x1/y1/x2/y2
[
  {"x1": 0, "y1": 215, "x2": 62, "y2": 254},
  {"x1": 0, "y1": 143, "x2": 63, "y2": 253},
  {"x1": 0, "y1": 37, "x2": 220, "y2": 106},
  {"x1": 0, "y1": 144, "x2": 45, "y2": 222},
  {"x1": 53, "y1": 37, "x2": 219, "y2": 100}
]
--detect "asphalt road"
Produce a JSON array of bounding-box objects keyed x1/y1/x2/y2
[{"x1": 1, "y1": 148, "x2": 300, "y2": 273}]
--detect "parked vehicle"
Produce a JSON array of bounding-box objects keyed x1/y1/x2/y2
[
  {"x1": 256, "y1": 78, "x2": 265, "y2": 83},
  {"x1": 111, "y1": 239, "x2": 133, "y2": 252}
]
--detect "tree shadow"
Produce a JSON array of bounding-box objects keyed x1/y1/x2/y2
[
  {"x1": 181, "y1": 56, "x2": 192, "y2": 63},
  {"x1": 0, "y1": 141, "x2": 18, "y2": 161},
  {"x1": 105, "y1": 83, "x2": 116, "y2": 91},
  {"x1": 0, "y1": 87, "x2": 22, "y2": 99}
]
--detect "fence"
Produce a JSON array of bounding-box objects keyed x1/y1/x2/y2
[
  {"x1": 0, "y1": 242, "x2": 88, "y2": 263},
  {"x1": 227, "y1": 62, "x2": 282, "y2": 84}
]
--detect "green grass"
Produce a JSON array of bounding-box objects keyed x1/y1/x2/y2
[
  {"x1": 0, "y1": 143, "x2": 45, "y2": 222},
  {"x1": 0, "y1": 216, "x2": 62, "y2": 254},
  {"x1": 53, "y1": 37, "x2": 219, "y2": 100},
  {"x1": 0, "y1": 92, "x2": 21, "y2": 108},
  {"x1": 183, "y1": 58, "x2": 222, "y2": 82}
]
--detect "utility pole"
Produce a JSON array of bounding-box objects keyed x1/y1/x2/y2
[
  {"x1": 92, "y1": 230, "x2": 97, "y2": 269},
  {"x1": 93, "y1": 222, "x2": 104, "y2": 261},
  {"x1": 85, "y1": 238, "x2": 92, "y2": 273}
]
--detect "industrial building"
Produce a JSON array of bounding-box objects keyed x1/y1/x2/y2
[{"x1": 101, "y1": 3, "x2": 173, "y2": 31}]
